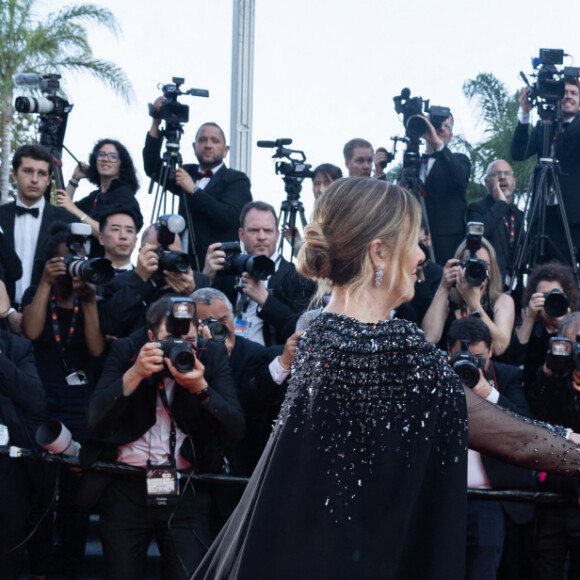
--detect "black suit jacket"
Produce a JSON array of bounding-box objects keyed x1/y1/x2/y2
[
  {"x1": 467, "y1": 194, "x2": 524, "y2": 285},
  {"x1": 143, "y1": 133, "x2": 252, "y2": 269},
  {"x1": 511, "y1": 114, "x2": 580, "y2": 224},
  {"x1": 0, "y1": 201, "x2": 78, "y2": 302},
  {"x1": 84, "y1": 336, "x2": 244, "y2": 472},
  {"x1": 478, "y1": 361, "x2": 536, "y2": 524},
  {"x1": 422, "y1": 146, "x2": 471, "y2": 265}
]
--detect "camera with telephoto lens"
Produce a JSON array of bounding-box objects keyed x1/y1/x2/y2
[
  {"x1": 219, "y1": 242, "x2": 275, "y2": 280},
  {"x1": 201, "y1": 317, "x2": 228, "y2": 343},
  {"x1": 543, "y1": 289, "x2": 570, "y2": 319},
  {"x1": 64, "y1": 223, "x2": 114, "y2": 285},
  {"x1": 393, "y1": 88, "x2": 451, "y2": 140},
  {"x1": 457, "y1": 222, "x2": 488, "y2": 287},
  {"x1": 14, "y1": 73, "x2": 73, "y2": 115},
  {"x1": 449, "y1": 340, "x2": 485, "y2": 388},
  {"x1": 148, "y1": 77, "x2": 209, "y2": 125},
  {"x1": 545, "y1": 334, "x2": 580, "y2": 377},
  {"x1": 159, "y1": 298, "x2": 197, "y2": 373},
  {"x1": 155, "y1": 214, "x2": 191, "y2": 273}
]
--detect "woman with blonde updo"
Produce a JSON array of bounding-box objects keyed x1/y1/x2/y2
[{"x1": 193, "y1": 178, "x2": 580, "y2": 580}]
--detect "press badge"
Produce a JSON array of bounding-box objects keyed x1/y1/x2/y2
[
  {"x1": 146, "y1": 465, "x2": 179, "y2": 507},
  {"x1": 65, "y1": 370, "x2": 88, "y2": 386},
  {"x1": 234, "y1": 316, "x2": 249, "y2": 338}
]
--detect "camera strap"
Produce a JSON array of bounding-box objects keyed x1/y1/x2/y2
[
  {"x1": 145, "y1": 379, "x2": 179, "y2": 507},
  {"x1": 50, "y1": 291, "x2": 80, "y2": 356}
]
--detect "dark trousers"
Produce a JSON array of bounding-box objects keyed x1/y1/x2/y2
[
  {"x1": 466, "y1": 499, "x2": 506, "y2": 580},
  {"x1": 532, "y1": 504, "x2": 580, "y2": 580},
  {"x1": 99, "y1": 473, "x2": 213, "y2": 580}
]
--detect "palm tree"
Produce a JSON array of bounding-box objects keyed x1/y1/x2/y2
[
  {"x1": 461, "y1": 72, "x2": 535, "y2": 205},
  {"x1": 0, "y1": 0, "x2": 133, "y2": 202}
]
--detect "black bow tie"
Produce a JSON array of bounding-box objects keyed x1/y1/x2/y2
[
  {"x1": 195, "y1": 169, "x2": 214, "y2": 180},
  {"x1": 15, "y1": 205, "x2": 39, "y2": 218}
]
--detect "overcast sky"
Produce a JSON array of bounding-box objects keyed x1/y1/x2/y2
[{"x1": 21, "y1": 0, "x2": 576, "y2": 243}]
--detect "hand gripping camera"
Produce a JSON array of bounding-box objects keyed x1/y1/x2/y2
[{"x1": 159, "y1": 297, "x2": 197, "y2": 374}]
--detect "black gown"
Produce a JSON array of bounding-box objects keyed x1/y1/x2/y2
[{"x1": 193, "y1": 313, "x2": 580, "y2": 580}]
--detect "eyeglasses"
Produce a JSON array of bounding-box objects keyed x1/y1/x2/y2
[
  {"x1": 97, "y1": 151, "x2": 120, "y2": 162},
  {"x1": 442, "y1": 123, "x2": 454, "y2": 132},
  {"x1": 488, "y1": 170, "x2": 514, "y2": 178}
]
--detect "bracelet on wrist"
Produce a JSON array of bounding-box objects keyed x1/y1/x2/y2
[
  {"x1": 69, "y1": 179, "x2": 79, "y2": 187},
  {"x1": 80, "y1": 214, "x2": 87, "y2": 222}
]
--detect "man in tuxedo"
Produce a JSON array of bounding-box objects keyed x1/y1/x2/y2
[
  {"x1": 0, "y1": 144, "x2": 77, "y2": 332},
  {"x1": 419, "y1": 113, "x2": 471, "y2": 265},
  {"x1": 467, "y1": 159, "x2": 524, "y2": 287},
  {"x1": 203, "y1": 201, "x2": 315, "y2": 346},
  {"x1": 511, "y1": 80, "x2": 580, "y2": 264},
  {"x1": 447, "y1": 317, "x2": 535, "y2": 580},
  {"x1": 143, "y1": 101, "x2": 252, "y2": 270}
]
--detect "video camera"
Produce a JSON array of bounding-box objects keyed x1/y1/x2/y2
[
  {"x1": 14, "y1": 73, "x2": 73, "y2": 116},
  {"x1": 64, "y1": 223, "x2": 114, "y2": 285},
  {"x1": 219, "y1": 242, "x2": 275, "y2": 280},
  {"x1": 449, "y1": 340, "x2": 485, "y2": 389},
  {"x1": 159, "y1": 297, "x2": 197, "y2": 373},
  {"x1": 257, "y1": 138, "x2": 314, "y2": 182},
  {"x1": 393, "y1": 88, "x2": 451, "y2": 140},
  {"x1": 148, "y1": 77, "x2": 209, "y2": 126},
  {"x1": 458, "y1": 222, "x2": 488, "y2": 287},
  {"x1": 155, "y1": 214, "x2": 191, "y2": 274},
  {"x1": 545, "y1": 334, "x2": 580, "y2": 377},
  {"x1": 520, "y1": 49, "x2": 580, "y2": 120}
]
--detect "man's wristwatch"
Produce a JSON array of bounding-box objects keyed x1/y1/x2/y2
[{"x1": 195, "y1": 387, "x2": 210, "y2": 402}]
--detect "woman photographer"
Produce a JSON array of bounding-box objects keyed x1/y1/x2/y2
[
  {"x1": 56, "y1": 138, "x2": 143, "y2": 247},
  {"x1": 21, "y1": 222, "x2": 106, "y2": 579},
  {"x1": 422, "y1": 236, "x2": 515, "y2": 356}
]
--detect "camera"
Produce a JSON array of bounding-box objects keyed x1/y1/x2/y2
[
  {"x1": 148, "y1": 76, "x2": 209, "y2": 126},
  {"x1": 458, "y1": 222, "x2": 488, "y2": 287},
  {"x1": 449, "y1": 340, "x2": 485, "y2": 389},
  {"x1": 64, "y1": 223, "x2": 115, "y2": 285},
  {"x1": 14, "y1": 73, "x2": 73, "y2": 116},
  {"x1": 520, "y1": 49, "x2": 580, "y2": 120},
  {"x1": 201, "y1": 317, "x2": 228, "y2": 343},
  {"x1": 543, "y1": 289, "x2": 570, "y2": 318},
  {"x1": 159, "y1": 298, "x2": 197, "y2": 373},
  {"x1": 219, "y1": 241, "x2": 275, "y2": 280},
  {"x1": 393, "y1": 88, "x2": 451, "y2": 140},
  {"x1": 155, "y1": 214, "x2": 191, "y2": 273},
  {"x1": 545, "y1": 335, "x2": 580, "y2": 377}
]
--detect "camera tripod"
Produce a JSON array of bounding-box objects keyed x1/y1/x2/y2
[
  {"x1": 277, "y1": 177, "x2": 308, "y2": 261},
  {"x1": 508, "y1": 117, "x2": 580, "y2": 289},
  {"x1": 148, "y1": 125, "x2": 200, "y2": 271}
]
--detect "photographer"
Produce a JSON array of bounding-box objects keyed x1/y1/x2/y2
[
  {"x1": 467, "y1": 159, "x2": 524, "y2": 286},
  {"x1": 418, "y1": 112, "x2": 471, "y2": 265},
  {"x1": 203, "y1": 201, "x2": 315, "y2": 346},
  {"x1": 143, "y1": 100, "x2": 252, "y2": 269},
  {"x1": 20, "y1": 222, "x2": 107, "y2": 579},
  {"x1": 510, "y1": 79, "x2": 580, "y2": 262},
  {"x1": 85, "y1": 295, "x2": 244, "y2": 579},
  {"x1": 447, "y1": 317, "x2": 535, "y2": 580},
  {"x1": 422, "y1": 235, "x2": 515, "y2": 356},
  {"x1": 505, "y1": 260, "x2": 579, "y2": 390},
  {"x1": 528, "y1": 311, "x2": 580, "y2": 579},
  {"x1": 98, "y1": 218, "x2": 210, "y2": 338}
]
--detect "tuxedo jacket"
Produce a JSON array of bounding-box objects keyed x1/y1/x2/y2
[
  {"x1": 510, "y1": 114, "x2": 580, "y2": 224},
  {"x1": 143, "y1": 133, "x2": 252, "y2": 268},
  {"x1": 467, "y1": 194, "x2": 524, "y2": 285},
  {"x1": 0, "y1": 202, "x2": 78, "y2": 302},
  {"x1": 84, "y1": 336, "x2": 244, "y2": 472},
  {"x1": 423, "y1": 146, "x2": 471, "y2": 265},
  {"x1": 479, "y1": 361, "x2": 536, "y2": 524}
]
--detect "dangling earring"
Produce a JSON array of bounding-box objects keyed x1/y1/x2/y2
[{"x1": 374, "y1": 267, "x2": 384, "y2": 287}]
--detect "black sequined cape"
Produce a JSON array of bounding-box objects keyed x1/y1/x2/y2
[{"x1": 193, "y1": 313, "x2": 470, "y2": 579}]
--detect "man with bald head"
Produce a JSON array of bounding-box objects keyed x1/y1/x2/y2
[{"x1": 467, "y1": 159, "x2": 524, "y2": 287}]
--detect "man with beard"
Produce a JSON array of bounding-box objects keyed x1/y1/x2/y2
[{"x1": 143, "y1": 102, "x2": 252, "y2": 270}]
